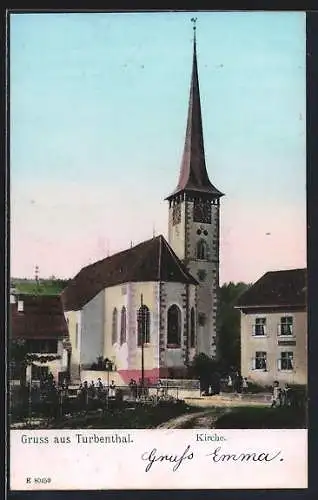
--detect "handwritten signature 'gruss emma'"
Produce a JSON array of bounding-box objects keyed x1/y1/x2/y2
[{"x1": 141, "y1": 445, "x2": 283, "y2": 472}]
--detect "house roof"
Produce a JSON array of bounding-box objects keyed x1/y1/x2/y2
[
  {"x1": 166, "y1": 28, "x2": 224, "y2": 201},
  {"x1": 11, "y1": 294, "x2": 68, "y2": 340},
  {"x1": 61, "y1": 235, "x2": 197, "y2": 311},
  {"x1": 236, "y1": 268, "x2": 307, "y2": 308}
]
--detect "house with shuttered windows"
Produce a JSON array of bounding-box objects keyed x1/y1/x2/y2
[{"x1": 236, "y1": 268, "x2": 307, "y2": 386}]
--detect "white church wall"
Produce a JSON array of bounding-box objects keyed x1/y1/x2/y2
[
  {"x1": 65, "y1": 310, "x2": 81, "y2": 380},
  {"x1": 104, "y1": 284, "x2": 128, "y2": 370},
  {"x1": 80, "y1": 290, "x2": 105, "y2": 367},
  {"x1": 127, "y1": 282, "x2": 160, "y2": 372},
  {"x1": 103, "y1": 282, "x2": 160, "y2": 382},
  {"x1": 161, "y1": 281, "x2": 189, "y2": 368}
]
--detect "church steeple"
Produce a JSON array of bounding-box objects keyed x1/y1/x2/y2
[{"x1": 166, "y1": 19, "x2": 224, "y2": 200}]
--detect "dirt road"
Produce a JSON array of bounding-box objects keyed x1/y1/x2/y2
[{"x1": 157, "y1": 408, "x2": 231, "y2": 429}]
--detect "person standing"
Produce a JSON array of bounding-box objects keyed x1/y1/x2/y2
[
  {"x1": 129, "y1": 379, "x2": 135, "y2": 400},
  {"x1": 242, "y1": 377, "x2": 248, "y2": 394},
  {"x1": 271, "y1": 381, "x2": 281, "y2": 408},
  {"x1": 227, "y1": 375, "x2": 233, "y2": 393},
  {"x1": 282, "y1": 383, "x2": 291, "y2": 407},
  {"x1": 109, "y1": 380, "x2": 116, "y2": 399}
]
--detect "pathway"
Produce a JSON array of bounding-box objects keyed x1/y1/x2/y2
[{"x1": 157, "y1": 408, "x2": 231, "y2": 429}]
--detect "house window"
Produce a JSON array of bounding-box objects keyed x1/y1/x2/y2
[
  {"x1": 279, "y1": 316, "x2": 293, "y2": 336},
  {"x1": 253, "y1": 317, "x2": 266, "y2": 336},
  {"x1": 196, "y1": 240, "x2": 208, "y2": 260},
  {"x1": 120, "y1": 306, "x2": 127, "y2": 344},
  {"x1": 17, "y1": 300, "x2": 24, "y2": 312},
  {"x1": 137, "y1": 305, "x2": 150, "y2": 346},
  {"x1": 253, "y1": 351, "x2": 267, "y2": 370},
  {"x1": 167, "y1": 305, "x2": 182, "y2": 346},
  {"x1": 75, "y1": 323, "x2": 78, "y2": 349},
  {"x1": 190, "y1": 307, "x2": 196, "y2": 348},
  {"x1": 112, "y1": 308, "x2": 118, "y2": 345},
  {"x1": 279, "y1": 352, "x2": 294, "y2": 371}
]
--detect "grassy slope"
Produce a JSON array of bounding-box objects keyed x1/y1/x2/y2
[{"x1": 11, "y1": 279, "x2": 69, "y2": 296}]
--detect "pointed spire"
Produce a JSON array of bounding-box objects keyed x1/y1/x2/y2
[{"x1": 166, "y1": 19, "x2": 224, "y2": 200}]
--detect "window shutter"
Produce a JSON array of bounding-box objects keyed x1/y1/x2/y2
[
  {"x1": 251, "y1": 358, "x2": 256, "y2": 370},
  {"x1": 289, "y1": 356, "x2": 294, "y2": 370},
  {"x1": 277, "y1": 359, "x2": 282, "y2": 371},
  {"x1": 252, "y1": 324, "x2": 255, "y2": 335}
]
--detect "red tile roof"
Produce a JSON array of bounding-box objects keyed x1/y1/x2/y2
[
  {"x1": 11, "y1": 295, "x2": 69, "y2": 340},
  {"x1": 236, "y1": 268, "x2": 307, "y2": 308},
  {"x1": 61, "y1": 235, "x2": 197, "y2": 311}
]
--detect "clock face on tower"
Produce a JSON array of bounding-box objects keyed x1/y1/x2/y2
[
  {"x1": 193, "y1": 200, "x2": 211, "y2": 223},
  {"x1": 172, "y1": 203, "x2": 181, "y2": 225}
]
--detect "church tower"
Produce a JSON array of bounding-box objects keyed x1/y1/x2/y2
[{"x1": 166, "y1": 20, "x2": 224, "y2": 358}]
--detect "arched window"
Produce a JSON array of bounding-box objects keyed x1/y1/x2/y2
[
  {"x1": 112, "y1": 308, "x2": 118, "y2": 345},
  {"x1": 196, "y1": 240, "x2": 208, "y2": 260},
  {"x1": 167, "y1": 305, "x2": 182, "y2": 346},
  {"x1": 137, "y1": 305, "x2": 150, "y2": 346},
  {"x1": 120, "y1": 306, "x2": 127, "y2": 345},
  {"x1": 190, "y1": 308, "x2": 196, "y2": 348}
]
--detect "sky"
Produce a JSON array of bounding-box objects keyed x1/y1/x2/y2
[{"x1": 10, "y1": 11, "x2": 306, "y2": 284}]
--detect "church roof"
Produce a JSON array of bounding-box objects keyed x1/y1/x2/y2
[
  {"x1": 166, "y1": 26, "x2": 224, "y2": 201},
  {"x1": 61, "y1": 235, "x2": 197, "y2": 311},
  {"x1": 236, "y1": 268, "x2": 307, "y2": 309},
  {"x1": 11, "y1": 295, "x2": 68, "y2": 340}
]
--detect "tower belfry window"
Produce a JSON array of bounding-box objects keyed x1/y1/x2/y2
[
  {"x1": 196, "y1": 240, "x2": 208, "y2": 260},
  {"x1": 172, "y1": 203, "x2": 181, "y2": 225}
]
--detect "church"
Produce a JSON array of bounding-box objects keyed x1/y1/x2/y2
[{"x1": 61, "y1": 24, "x2": 224, "y2": 384}]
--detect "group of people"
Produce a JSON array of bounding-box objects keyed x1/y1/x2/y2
[
  {"x1": 271, "y1": 381, "x2": 291, "y2": 408},
  {"x1": 128, "y1": 378, "x2": 153, "y2": 400},
  {"x1": 78, "y1": 379, "x2": 117, "y2": 403},
  {"x1": 225, "y1": 372, "x2": 249, "y2": 394}
]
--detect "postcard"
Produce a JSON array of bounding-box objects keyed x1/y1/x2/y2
[{"x1": 8, "y1": 10, "x2": 307, "y2": 490}]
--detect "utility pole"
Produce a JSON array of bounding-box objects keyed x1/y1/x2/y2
[
  {"x1": 138, "y1": 294, "x2": 145, "y2": 398},
  {"x1": 35, "y1": 265, "x2": 39, "y2": 294},
  {"x1": 141, "y1": 294, "x2": 145, "y2": 396}
]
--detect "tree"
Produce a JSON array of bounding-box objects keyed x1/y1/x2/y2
[
  {"x1": 189, "y1": 353, "x2": 220, "y2": 393},
  {"x1": 217, "y1": 281, "x2": 251, "y2": 372}
]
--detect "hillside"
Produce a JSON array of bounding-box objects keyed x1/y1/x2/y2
[{"x1": 11, "y1": 278, "x2": 69, "y2": 296}]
